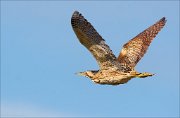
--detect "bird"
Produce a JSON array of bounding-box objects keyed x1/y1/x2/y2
[{"x1": 71, "y1": 11, "x2": 166, "y2": 85}]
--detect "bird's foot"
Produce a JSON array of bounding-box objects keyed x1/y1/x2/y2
[{"x1": 137, "y1": 72, "x2": 155, "y2": 78}]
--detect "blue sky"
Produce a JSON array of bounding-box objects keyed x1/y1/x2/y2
[{"x1": 1, "y1": 1, "x2": 179, "y2": 117}]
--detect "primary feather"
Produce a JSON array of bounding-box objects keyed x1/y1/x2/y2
[
  {"x1": 117, "y1": 17, "x2": 166, "y2": 71},
  {"x1": 71, "y1": 11, "x2": 120, "y2": 70}
]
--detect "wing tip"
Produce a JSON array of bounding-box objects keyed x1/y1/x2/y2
[
  {"x1": 72, "y1": 11, "x2": 80, "y2": 17},
  {"x1": 71, "y1": 11, "x2": 84, "y2": 28},
  {"x1": 160, "y1": 17, "x2": 167, "y2": 25}
]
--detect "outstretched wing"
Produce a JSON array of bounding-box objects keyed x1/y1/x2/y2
[
  {"x1": 71, "y1": 11, "x2": 118, "y2": 70},
  {"x1": 118, "y1": 17, "x2": 166, "y2": 71}
]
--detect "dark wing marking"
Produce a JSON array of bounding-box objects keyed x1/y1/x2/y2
[
  {"x1": 117, "y1": 17, "x2": 166, "y2": 71},
  {"x1": 71, "y1": 11, "x2": 119, "y2": 70}
]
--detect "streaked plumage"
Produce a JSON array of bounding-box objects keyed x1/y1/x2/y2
[{"x1": 71, "y1": 11, "x2": 166, "y2": 85}]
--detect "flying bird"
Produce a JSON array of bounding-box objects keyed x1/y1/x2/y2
[{"x1": 71, "y1": 11, "x2": 166, "y2": 85}]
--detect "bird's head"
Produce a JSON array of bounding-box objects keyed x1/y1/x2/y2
[{"x1": 76, "y1": 70, "x2": 98, "y2": 78}]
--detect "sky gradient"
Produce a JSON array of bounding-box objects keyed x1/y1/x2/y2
[{"x1": 1, "y1": 1, "x2": 179, "y2": 117}]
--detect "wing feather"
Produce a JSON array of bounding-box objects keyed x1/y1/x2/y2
[
  {"x1": 118, "y1": 17, "x2": 166, "y2": 71},
  {"x1": 71, "y1": 11, "x2": 119, "y2": 70}
]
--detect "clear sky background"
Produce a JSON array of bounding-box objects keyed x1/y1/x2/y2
[{"x1": 1, "y1": 1, "x2": 179, "y2": 117}]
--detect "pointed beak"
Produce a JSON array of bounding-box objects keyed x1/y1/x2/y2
[{"x1": 75, "y1": 72, "x2": 85, "y2": 76}]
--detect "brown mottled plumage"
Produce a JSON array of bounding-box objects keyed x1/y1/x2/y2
[
  {"x1": 118, "y1": 17, "x2": 166, "y2": 71},
  {"x1": 71, "y1": 11, "x2": 166, "y2": 85}
]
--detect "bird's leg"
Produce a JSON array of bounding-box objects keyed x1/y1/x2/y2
[
  {"x1": 130, "y1": 71, "x2": 140, "y2": 76},
  {"x1": 137, "y1": 72, "x2": 155, "y2": 78}
]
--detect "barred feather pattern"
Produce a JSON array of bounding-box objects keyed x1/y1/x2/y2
[
  {"x1": 118, "y1": 17, "x2": 166, "y2": 71},
  {"x1": 71, "y1": 11, "x2": 120, "y2": 70}
]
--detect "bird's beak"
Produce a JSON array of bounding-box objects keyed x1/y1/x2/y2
[{"x1": 75, "y1": 72, "x2": 86, "y2": 76}]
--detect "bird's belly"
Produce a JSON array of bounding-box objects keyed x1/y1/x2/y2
[{"x1": 93, "y1": 74, "x2": 134, "y2": 85}]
